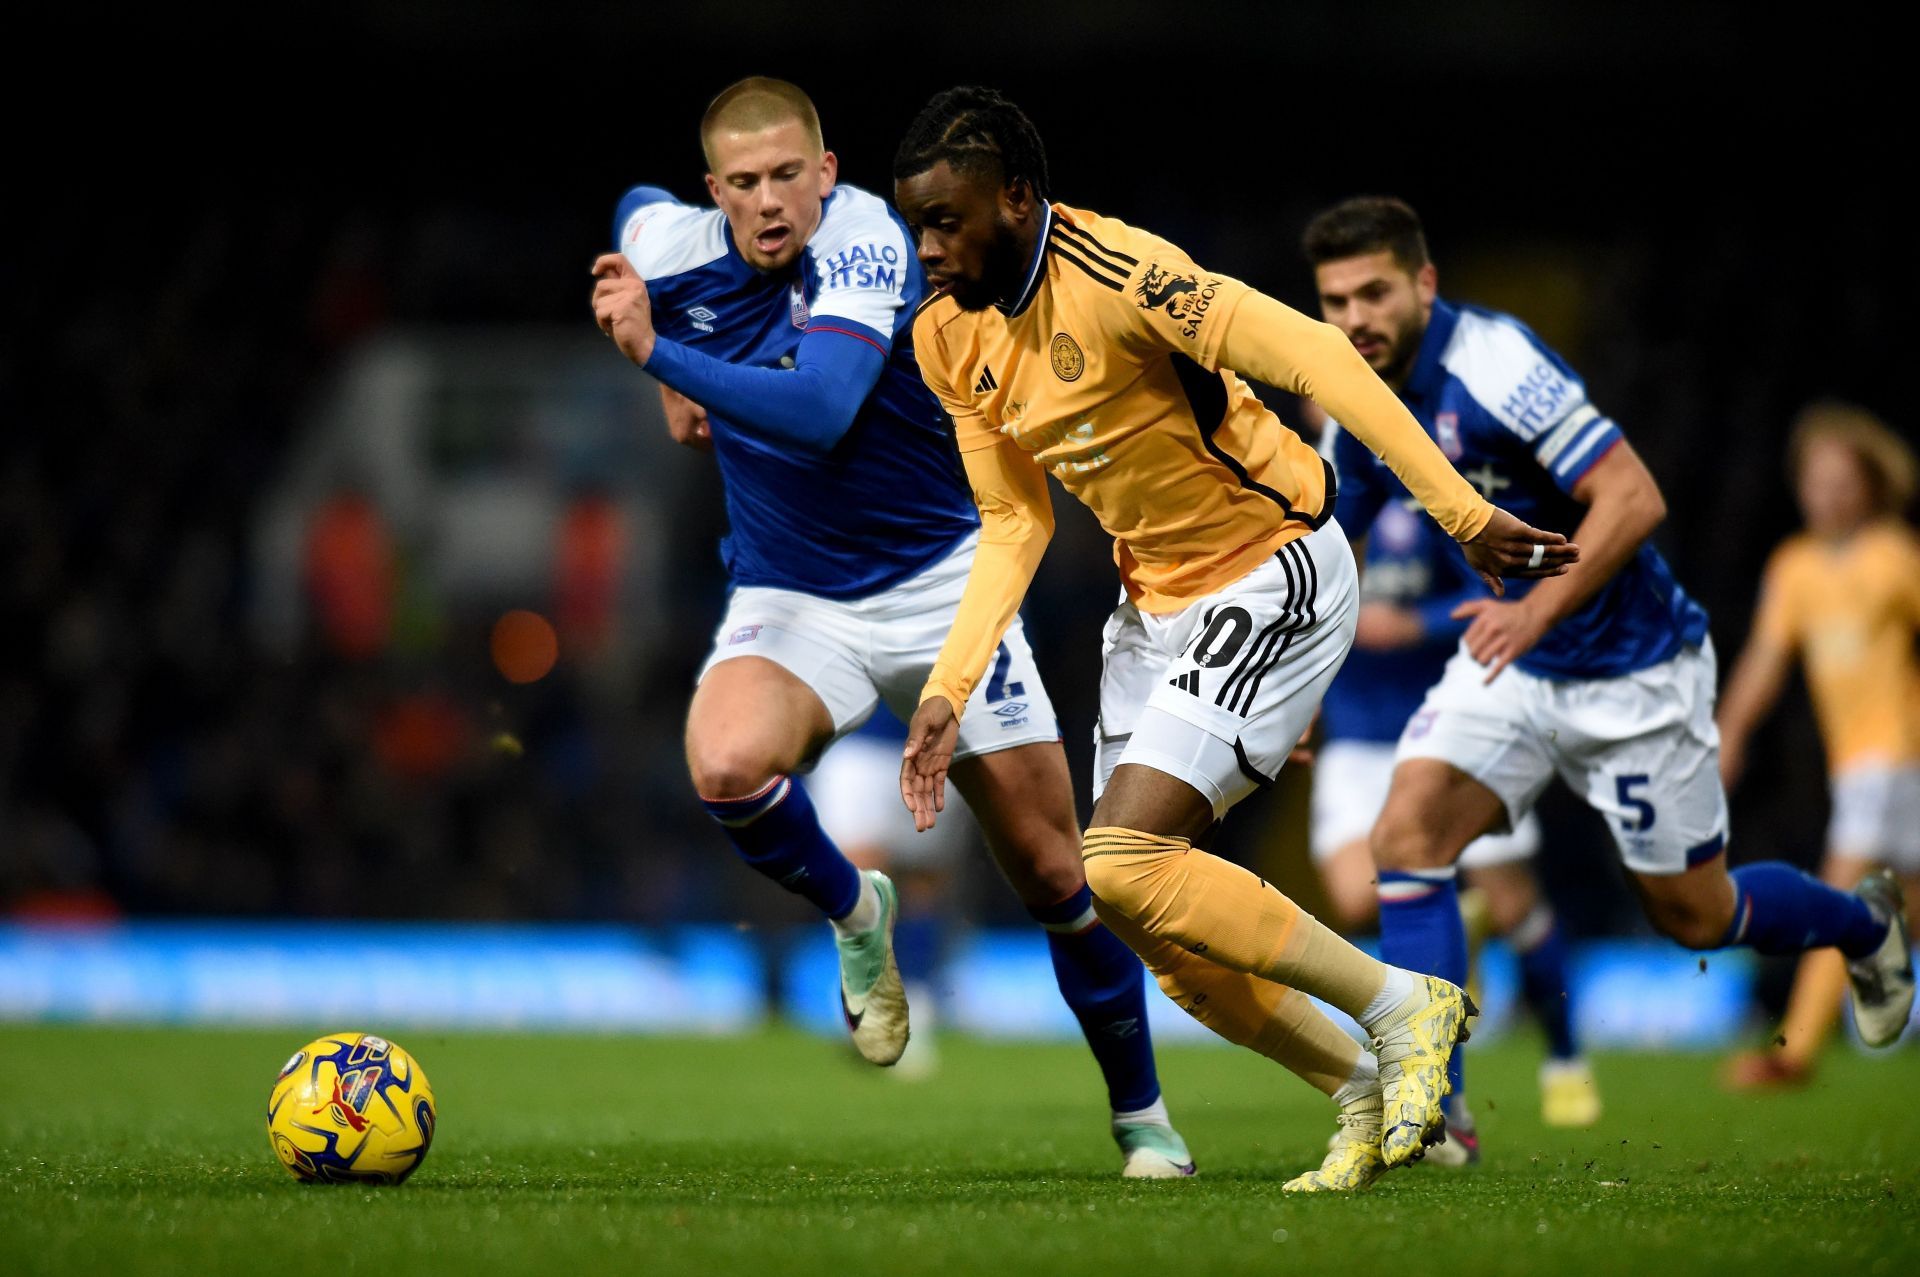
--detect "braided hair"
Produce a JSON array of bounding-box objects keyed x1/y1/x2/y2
[{"x1": 892, "y1": 86, "x2": 1051, "y2": 198}]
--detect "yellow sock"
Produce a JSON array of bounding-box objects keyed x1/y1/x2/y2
[
  {"x1": 1096, "y1": 899, "x2": 1362, "y2": 1096},
  {"x1": 1082, "y1": 825, "x2": 1389, "y2": 1019}
]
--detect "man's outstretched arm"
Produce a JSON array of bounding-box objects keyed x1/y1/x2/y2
[
  {"x1": 593, "y1": 253, "x2": 884, "y2": 454},
  {"x1": 1214, "y1": 290, "x2": 1577, "y2": 591},
  {"x1": 900, "y1": 434, "x2": 1055, "y2": 830}
]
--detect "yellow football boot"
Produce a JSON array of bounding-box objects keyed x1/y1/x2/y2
[
  {"x1": 1371, "y1": 975, "x2": 1476, "y2": 1167},
  {"x1": 1283, "y1": 1089, "x2": 1386, "y2": 1193}
]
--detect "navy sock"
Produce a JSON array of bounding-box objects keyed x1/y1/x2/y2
[
  {"x1": 701, "y1": 777, "x2": 861, "y2": 920},
  {"x1": 892, "y1": 911, "x2": 944, "y2": 989},
  {"x1": 1722, "y1": 862, "x2": 1886, "y2": 958},
  {"x1": 1031, "y1": 885, "x2": 1161, "y2": 1112},
  {"x1": 1379, "y1": 868, "x2": 1470, "y2": 1111},
  {"x1": 1511, "y1": 905, "x2": 1579, "y2": 1060}
]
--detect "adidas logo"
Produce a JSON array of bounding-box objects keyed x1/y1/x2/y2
[
  {"x1": 1167, "y1": 670, "x2": 1201, "y2": 696},
  {"x1": 974, "y1": 366, "x2": 998, "y2": 394}
]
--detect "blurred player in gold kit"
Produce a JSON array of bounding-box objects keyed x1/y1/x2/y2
[{"x1": 1719, "y1": 403, "x2": 1920, "y2": 1088}]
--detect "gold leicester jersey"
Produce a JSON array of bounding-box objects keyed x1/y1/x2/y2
[
  {"x1": 912, "y1": 203, "x2": 1492, "y2": 715},
  {"x1": 1754, "y1": 519, "x2": 1920, "y2": 772},
  {"x1": 916, "y1": 203, "x2": 1333, "y2": 612}
]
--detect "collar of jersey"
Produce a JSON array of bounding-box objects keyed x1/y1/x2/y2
[
  {"x1": 995, "y1": 203, "x2": 1056, "y2": 318},
  {"x1": 1403, "y1": 296, "x2": 1461, "y2": 401}
]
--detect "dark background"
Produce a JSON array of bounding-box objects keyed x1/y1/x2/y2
[{"x1": 2, "y1": 3, "x2": 1907, "y2": 956}]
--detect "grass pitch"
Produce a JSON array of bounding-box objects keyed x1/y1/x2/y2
[{"x1": 1, "y1": 1024, "x2": 1916, "y2": 1276}]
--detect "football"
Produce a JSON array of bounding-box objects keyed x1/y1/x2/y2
[{"x1": 267, "y1": 1032, "x2": 437, "y2": 1184}]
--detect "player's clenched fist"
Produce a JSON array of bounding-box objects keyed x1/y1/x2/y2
[
  {"x1": 658, "y1": 385, "x2": 713, "y2": 452},
  {"x1": 1459, "y1": 506, "x2": 1579, "y2": 595},
  {"x1": 591, "y1": 253, "x2": 657, "y2": 366}
]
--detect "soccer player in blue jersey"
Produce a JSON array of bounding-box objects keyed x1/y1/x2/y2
[
  {"x1": 1311, "y1": 408, "x2": 1598, "y2": 1158},
  {"x1": 588, "y1": 78, "x2": 1194, "y2": 1177},
  {"x1": 1304, "y1": 196, "x2": 1915, "y2": 1152}
]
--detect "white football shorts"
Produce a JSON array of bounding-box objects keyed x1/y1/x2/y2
[
  {"x1": 700, "y1": 531, "x2": 1060, "y2": 763},
  {"x1": 1827, "y1": 762, "x2": 1920, "y2": 869},
  {"x1": 1311, "y1": 738, "x2": 1541, "y2": 868},
  {"x1": 1395, "y1": 637, "x2": 1729, "y2": 876},
  {"x1": 1093, "y1": 520, "x2": 1359, "y2": 819}
]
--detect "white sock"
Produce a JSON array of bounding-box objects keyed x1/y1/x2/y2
[
  {"x1": 1357, "y1": 965, "x2": 1419, "y2": 1031},
  {"x1": 1111, "y1": 1096, "x2": 1171, "y2": 1130},
  {"x1": 1331, "y1": 1051, "x2": 1380, "y2": 1109},
  {"x1": 831, "y1": 873, "x2": 882, "y2": 937}
]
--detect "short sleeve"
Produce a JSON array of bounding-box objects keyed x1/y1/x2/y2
[
  {"x1": 616, "y1": 194, "x2": 729, "y2": 284},
  {"x1": 805, "y1": 188, "x2": 913, "y2": 350},
  {"x1": 1442, "y1": 312, "x2": 1621, "y2": 496},
  {"x1": 612, "y1": 185, "x2": 678, "y2": 249}
]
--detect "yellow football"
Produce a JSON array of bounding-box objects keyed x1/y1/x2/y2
[{"x1": 267, "y1": 1032, "x2": 436, "y2": 1184}]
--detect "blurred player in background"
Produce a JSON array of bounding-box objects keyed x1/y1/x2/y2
[
  {"x1": 1305, "y1": 196, "x2": 1915, "y2": 1158},
  {"x1": 810, "y1": 707, "x2": 971, "y2": 1078},
  {"x1": 892, "y1": 86, "x2": 1578, "y2": 1189},
  {"x1": 1310, "y1": 405, "x2": 1598, "y2": 1154},
  {"x1": 1718, "y1": 403, "x2": 1920, "y2": 1089},
  {"x1": 592, "y1": 78, "x2": 1195, "y2": 1177}
]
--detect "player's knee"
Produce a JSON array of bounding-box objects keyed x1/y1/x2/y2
[
  {"x1": 993, "y1": 813, "x2": 1087, "y2": 906},
  {"x1": 1080, "y1": 849, "x2": 1126, "y2": 910},
  {"x1": 1015, "y1": 856, "x2": 1087, "y2": 911},
  {"x1": 686, "y1": 741, "x2": 783, "y2": 803},
  {"x1": 1080, "y1": 847, "x2": 1153, "y2": 925},
  {"x1": 1080, "y1": 826, "x2": 1188, "y2": 924},
  {"x1": 1369, "y1": 810, "x2": 1450, "y2": 873}
]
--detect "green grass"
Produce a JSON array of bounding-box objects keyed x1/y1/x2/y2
[{"x1": 1, "y1": 1025, "x2": 1917, "y2": 1276}]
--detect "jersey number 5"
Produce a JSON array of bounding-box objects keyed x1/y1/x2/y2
[{"x1": 1615, "y1": 774, "x2": 1656, "y2": 832}]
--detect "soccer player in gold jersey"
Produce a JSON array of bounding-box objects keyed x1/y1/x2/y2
[
  {"x1": 1719, "y1": 403, "x2": 1920, "y2": 1088},
  {"x1": 889, "y1": 86, "x2": 1577, "y2": 1186}
]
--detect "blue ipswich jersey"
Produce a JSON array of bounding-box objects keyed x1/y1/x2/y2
[
  {"x1": 1319, "y1": 467, "x2": 1485, "y2": 743},
  {"x1": 616, "y1": 184, "x2": 977, "y2": 599},
  {"x1": 1332, "y1": 298, "x2": 1709, "y2": 680}
]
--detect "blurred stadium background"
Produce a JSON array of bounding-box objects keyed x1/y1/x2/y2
[{"x1": 1, "y1": 2, "x2": 1907, "y2": 1055}]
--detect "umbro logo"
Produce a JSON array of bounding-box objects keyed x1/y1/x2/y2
[
  {"x1": 974, "y1": 366, "x2": 998, "y2": 394},
  {"x1": 686, "y1": 305, "x2": 717, "y2": 333},
  {"x1": 1168, "y1": 670, "x2": 1201, "y2": 696}
]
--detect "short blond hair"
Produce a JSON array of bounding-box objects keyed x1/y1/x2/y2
[
  {"x1": 700, "y1": 77, "x2": 823, "y2": 170},
  {"x1": 1789, "y1": 400, "x2": 1917, "y2": 516}
]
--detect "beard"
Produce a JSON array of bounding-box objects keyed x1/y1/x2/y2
[
  {"x1": 946, "y1": 218, "x2": 1029, "y2": 312},
  {"x1": 1362, "y1": 315, "x2": 1424, "y2": 386}
]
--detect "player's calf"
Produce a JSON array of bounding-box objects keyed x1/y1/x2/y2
[{"x1": 1637, "y1": 876, "x2": 1738, "y2": 951}]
